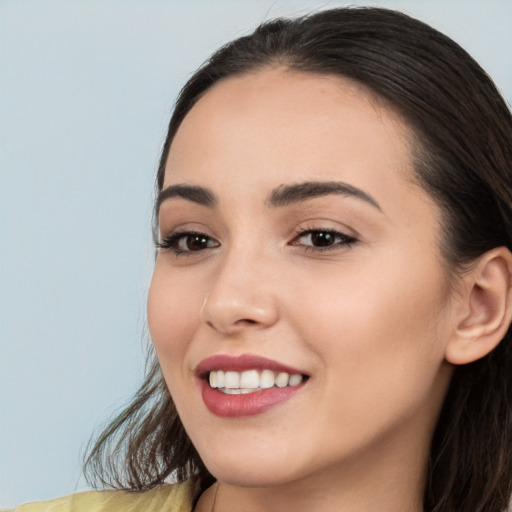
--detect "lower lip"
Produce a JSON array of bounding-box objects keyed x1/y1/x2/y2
[{"x1": 200, "y1": 380, "x2": 304, "y2": 417}]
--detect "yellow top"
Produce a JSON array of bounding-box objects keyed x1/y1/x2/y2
[{"x1": 3, "y1": 481, "x2": 194, "y2": 512}]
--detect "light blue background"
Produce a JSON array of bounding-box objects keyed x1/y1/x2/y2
[{"x1": 1, "y1": 0, "x2": 511, "y2": 508}]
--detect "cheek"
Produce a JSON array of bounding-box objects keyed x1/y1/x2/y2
[
  {"x1": 281, "y1": 269, "x2": 450, "y2": 463},
  {"x1": 305, "y1": 244, "x2": 447, "y2": 348},
  {"x1": 147, "y1": 263, "x2": 203, "y2": 376},
  {"x1": 291, "y1": 250, "x2": 449, "y2": 406}
]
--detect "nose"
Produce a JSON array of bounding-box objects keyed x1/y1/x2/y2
[{"x1": 200, "y1": 249, "x2": 280, "y2": 335}]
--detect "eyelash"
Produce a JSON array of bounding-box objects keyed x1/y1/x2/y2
[
  {"x1": 291, "y1": 226, "x2": 358, "y2": 253},
  {"x1": 156, "y1": 227, "x2": 357, "y2": 256}
]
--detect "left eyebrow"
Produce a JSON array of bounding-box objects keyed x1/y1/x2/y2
[
  {"x1": 266, "y1": 181, "x2": 382, "y2": 212},
  {"x1": 156, "y1": 184, "x2": 217, "y2": 213}
]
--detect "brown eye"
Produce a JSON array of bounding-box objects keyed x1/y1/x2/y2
[
  {"x1": 292, "y1": 229, "x2": 357, "y2": 251},
  {"x1": 309, "y1": 231, "x2": 338, "y2": 247},
  {"x1": 182, "y1": 234, "x2": 209, "y2": 251},
  {"x1": 157, "y1": 231, "x2": 219, "y2": 255}
]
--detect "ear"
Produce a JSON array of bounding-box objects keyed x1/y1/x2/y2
[{"x1": 445, "y1": 247, "x2": 512, "y2": 365}]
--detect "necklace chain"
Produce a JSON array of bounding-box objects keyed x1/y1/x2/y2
[{"x1": 210, "y1": 482, "x2": 219, "y2": 512}]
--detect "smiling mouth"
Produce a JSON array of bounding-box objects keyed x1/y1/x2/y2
[
  {"x1": 196, "y1": 354, "x2": 310, "y2": 416},
  {"x1": 208, "y1": 369, "x2": 307, "y2": 394}
]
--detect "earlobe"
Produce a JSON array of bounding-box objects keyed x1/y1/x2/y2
[{"x1": 445, "y1": 247, "x2": 512, "y2": 365}]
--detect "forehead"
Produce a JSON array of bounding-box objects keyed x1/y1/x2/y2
[{"x1": 163, "y1": 68, "x2": 418, "y2": 213}]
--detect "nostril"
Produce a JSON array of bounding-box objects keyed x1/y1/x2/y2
[{"x1": 237, "y1": 319, "x2": 258, "y2": 325}]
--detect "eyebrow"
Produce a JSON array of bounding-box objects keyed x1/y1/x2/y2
[
  {"x1": 156, "y1": 180, "x2": 382, "y2": 213},
  {"x1": 267, "y1": 181, "x2": 382, "y2": 211},
  {"x1": 156, "y1": 184, "x2": 216, "y2": 211}
]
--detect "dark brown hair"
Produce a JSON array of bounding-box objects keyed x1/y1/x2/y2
[{"x1": 84, "y1": 7, "x2": 512, "y2": 511}]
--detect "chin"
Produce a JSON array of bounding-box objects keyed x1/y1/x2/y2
[
  {"x1": 194, "y1": 440, "x2": 310, "y2": 488},
  {"x1": 206, "y1": 460, "x2": 302, "y2": 488}
]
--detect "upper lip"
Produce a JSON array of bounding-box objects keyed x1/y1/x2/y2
[{"x1": 195, "y1": 354, "x2": 308, "y2": 378}]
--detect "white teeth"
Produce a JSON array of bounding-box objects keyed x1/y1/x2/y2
[
  {"x1": 289, "y1": 374, "x2": 303, "y2": 386},
  {"x1": 221, "y1": 388, "x2": 257, "y2": 395},
  {"x1": 240, "y1": 370, "x2": 259, "y2": 389},
  {"x1": 208, "y1": 369, "x2": 305, "y2": 392},
  {"x1": 260, "y1": 369, "x2": 275, "y2": 389},
  {"x1": 275, "y1": 372, "x2": 289, "y2": 388},
  {"x1": 224, "y1": 371, "x2": 240, "y2": 388}
]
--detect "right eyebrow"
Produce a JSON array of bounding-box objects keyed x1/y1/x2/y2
[
  {"x1": 267, "y1": 180, "x2": 382, "y2": 212},
  {"x1": 156, "y1": 184, "x2": 217, "y2": 213}
]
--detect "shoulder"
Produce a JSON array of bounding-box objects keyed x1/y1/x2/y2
[{"x1": 6, "y1": 480, "x2": 194, "y2": 512}]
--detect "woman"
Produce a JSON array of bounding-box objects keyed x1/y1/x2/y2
[{"x1": 12, "y1": 6, "x2": 512, "y2": 512}]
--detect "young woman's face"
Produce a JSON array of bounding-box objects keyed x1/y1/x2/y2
[{"x1": 148, "y1": 69, "x2": 455, "y2": 488}]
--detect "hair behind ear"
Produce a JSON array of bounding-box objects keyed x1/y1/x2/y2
[
  {"x1": 425, "y1": 247, "x2": 512, "y2": 511},
  {"x1": 427, "y1": 338, "x2": 512, "y2": 511}
]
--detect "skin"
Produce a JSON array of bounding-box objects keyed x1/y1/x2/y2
[{"x1": 148, "y1": 68, "x2": 461, "y2": 512}]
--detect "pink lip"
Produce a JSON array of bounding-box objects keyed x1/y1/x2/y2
[{"x1": 195, "y1": 354, "x2": 308, "y2": 418}]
